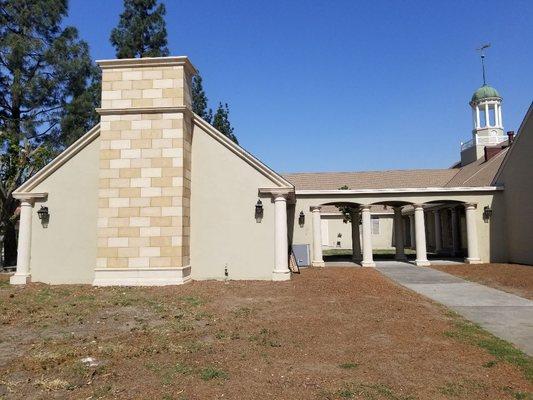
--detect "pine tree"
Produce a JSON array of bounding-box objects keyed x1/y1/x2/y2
[
  {"x1": 192, "y1": 73, "x2": 212, "y2": 123},
  {"x1": 110, "y1": 0, "x2": 169, "y2": 58},
  {"x1": 212, "y1": 103, "x2": 238, "y2": 144},
  {"x1": 0, "y1": 0, "x2": 99, "y2": 266}
]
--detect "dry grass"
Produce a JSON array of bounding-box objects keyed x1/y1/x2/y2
[{"x1": 0, "y1": 269, "x2": 531, "y2": 399}]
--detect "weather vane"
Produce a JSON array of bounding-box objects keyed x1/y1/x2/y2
[{"x1": 476, "y1": 43, "x2": 491, "y2": 86}]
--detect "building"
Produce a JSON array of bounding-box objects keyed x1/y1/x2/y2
[{"x1": 9, "y1": 56, "x2": 533, "y2": 285}]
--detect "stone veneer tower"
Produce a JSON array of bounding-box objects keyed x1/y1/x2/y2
[{"x1": 94, "y1": 57, "x2": 195, "y2": 285}]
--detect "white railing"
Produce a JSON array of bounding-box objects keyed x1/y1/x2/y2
[{"x1": 461, "y1": 135, "x2": 507, "y2": 151}]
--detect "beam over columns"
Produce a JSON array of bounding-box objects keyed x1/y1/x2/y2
[
  {"x1": 393, "y1": 207, "x2": 406, "y2": 261},
  {"x1": 349, "y1": 209, "x2": 362, "y2": 262},
  {"x1": 450, "y1": 207, "x2": 460, "y2": 257},
  {"x1": 10, "y1": 198, "x2": 35, "y2": 284},
  {"x1": 272, "y1": 194, "x2": 290, "y2": 281},
  {"x1": 311, "y1": 206, "x2": 324, "y2": 267},
  {"x1": 464, "y1": 203, "x2": 482, "y2": 264},
  {"x1": 360, "y1": 205, "x2": 375, "y2": 267},
  {"x1": 434, "y1": 209, "x2": 442, "y2": 253},
  {"x1": 414, "y1": 204, "x2": 430, "y2": 266}
]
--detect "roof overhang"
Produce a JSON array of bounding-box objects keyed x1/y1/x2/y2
[{"x1": 295, "y1": 186, "x2": 504, "y2": 196}]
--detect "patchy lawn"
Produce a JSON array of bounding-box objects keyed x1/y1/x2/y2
[
  {"x1": 431, "y1": 263, "x2": 533, "y2": 300},
  {"x1": 323, "y1": 249, "x2": 417, "y2": 257},
  {"x1": 0, "y1": 269, "x2": 531, "y2": 399}
]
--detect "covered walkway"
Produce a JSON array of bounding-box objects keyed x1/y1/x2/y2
[{"x1": 376, "y1": 261, "x2": 533, "y2": 356}]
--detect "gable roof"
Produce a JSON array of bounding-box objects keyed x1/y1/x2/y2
[
  {"x1": 492, "y1": 102, "x2": 533, "y2": 185},
  {"x1": 14, "y1": 124, "x2": 101, "y2": 195},
  {"x1": 15, "y1": 113, "x2": 293, "y2": 195},
  {"x1": 193, "y1": 115, "x2": 293, "y2": 188}
]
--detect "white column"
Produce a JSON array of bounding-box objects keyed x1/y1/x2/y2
[
  {"x1": 409, "y1": 214, "x2": 415, "y2": 248},
  {"x1": 311, "y1": 206, "x2": 324, "y2": 267},
  {"x1": 414, "y1": 204, "x2": 430, "y2": 266},
  {"x1": 499, "y1": 105, "x2": 503, "y2": 128},
  {"x1": 350, "y1": 209, "x2": 362, "y2": 261},
  {"x1": 475, "y1": 106, "x2": 480, "y2": 129},
  {"x1": 464, "y1": 203, "x2": 482, "y2": 264},
  {"x1": 484, "y1": 103, "x2": 490, "y2": 127},
  {"x1": 272, "y1": 194, "x2": 290, "y2": 281},
  {"x1": 434, "y1": 209, "x2": 442, "y2": 253},
  {"x1": 494, "y1": 104, "x2": 499, "y2": 127},
  {"x1": 450, "y1": 207, "x2": 460, "y2": 257},
  {"x1": 360, "y1": 205, "x2": 375, "y2": 267},
  {"x1": 393, "y1": 207, "x2": 406, "y2": 261},
  {"x1": 10, "y1": 199, "x2": 34, "y2": 285}
]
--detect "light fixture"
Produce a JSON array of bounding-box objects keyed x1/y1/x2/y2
[
  {"x1": 298, "y1": 211, "x2": 305, "y2": 227},
  {"x1": 37, "y1": 206, "x2": 50, "y2": 227},
  {"x1": 255, "y1": 199, "x2": 263, "y2": 223},
  {"x1": 483, "y1": 206, "x2": 492, "y2": 222}
]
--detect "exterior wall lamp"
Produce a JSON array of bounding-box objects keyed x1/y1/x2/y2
[
  {"x1": 483, "y1": 206, "x2": 492, "y2": 222},
  {"x1": 255, "y1": 199, "x2": 263, "y2": 223},
  {"x1": 298, "y1": 211, "x2": 305, "y2": 227},
  {"x1": 37, "y1": 206, "x2": 50, "y2": 228}
]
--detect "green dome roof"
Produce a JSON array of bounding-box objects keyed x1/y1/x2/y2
[{"x1": 471, "y1": 85, "x2": 501, "y2": 103}]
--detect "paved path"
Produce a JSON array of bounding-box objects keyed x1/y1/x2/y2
[{"x1": 375, "y1": 261, "x2": 533, "y2": 356}]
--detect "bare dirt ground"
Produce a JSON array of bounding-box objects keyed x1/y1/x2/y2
[
  {"x1": 0, "y1": 268, "x2": 531, "y2": 400},
  {"x1": 432, "y1": 263, "x2": 533, "y2": 300}
]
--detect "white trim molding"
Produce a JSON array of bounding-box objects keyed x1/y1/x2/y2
[
  {"x1": 93, "y1": 266, "x2": 192, "y2": 286},
  {"x1": 195, "y1": 115, "x2": 294, "y2": 189},
  {"x1": 295, "y1": 186, "x2": 504, "y2": 196},
  {"x1": 15, "y1": 124, "x2": 100, "y2": 194}
]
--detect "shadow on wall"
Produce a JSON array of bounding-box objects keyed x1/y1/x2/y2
[{"x1": 489, "y1": 192, "x2": 507, "y2": 262}]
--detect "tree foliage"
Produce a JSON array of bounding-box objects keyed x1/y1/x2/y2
[
  {"x1": 110, "y1": 0, "x2": 169, "y2": 58},
  {"x1": 336, "y1": 185, "x2": 358, "y2": 223},
  {"x1": 212, "y1": 102, "x2": 238, "y2": 144},
  {"x1": 192, "y1": 73, "x2": 212, "y2": 123},
  {"x1": 0, "y1": 0, "x2": 99, "y2": 265}
]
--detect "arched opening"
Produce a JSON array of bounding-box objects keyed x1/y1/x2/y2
[{"x1": 314, "y1": 201, "x2": 361, "y2": 266}]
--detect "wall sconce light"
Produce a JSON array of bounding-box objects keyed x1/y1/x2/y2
[
  {"x1": 255, "y1": 199, "x2": 263, "y2": 223},
  {"x1": 298, "y1": 211, "x2": 305, "y2": 227},
  {"x1": 37, "y1": 206, "x2": 50, "y2": 228},
  {"x1": 483, "y1": 206, "x2": 492, "y2": 222}
]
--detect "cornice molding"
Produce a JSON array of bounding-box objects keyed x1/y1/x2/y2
[
  {"x1": 295, "y1": 186, "x2": 503, "y2": 196},
  {"x1": 96, "y1": 56, "x2": 197, "y2": 75},
  {"x1": 97, "y1": 106, "x2": 193, "y2": 117}
]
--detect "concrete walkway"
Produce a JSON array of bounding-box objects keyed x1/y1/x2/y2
[{"x1": 375, "y1": 261, "x2": 533, "y2": 356}]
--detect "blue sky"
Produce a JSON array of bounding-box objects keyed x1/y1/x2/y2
[{"x1": 67, "y1": 0, "x2": 532, "y2": 173}]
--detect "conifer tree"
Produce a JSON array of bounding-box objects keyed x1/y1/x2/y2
[
  {"x1": 212, "y1": 103, "x2": 238, "y2": 144},
  {"x1": 0, "y1": 0, "x2": 99, "y2": 266},
  {"x1": 192, "y1": 73, "x2": 212, "y2": 123},
  {"x1": 110, "y1": 0, "x2": 169, "y2": 58}
]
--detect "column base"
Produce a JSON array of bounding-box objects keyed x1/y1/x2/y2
[
  {"x1": 415, "y1": 259, "x2": 431, "y2": 267},
  {"x1": 465, "y1": 258, "x2": 483, "y2": 264},
  {"x1": 312, "y1": 261, "x2": 325, "y2": 267},
  {"x1": 10, "y1": 273, "x2": 31, "y2": 285},
  {"x1": 272, "y1": 270, "x2": 291, "y2": 281},
  {"x1": 361, "y1": 261, "x2": 376, "y2": 267}
]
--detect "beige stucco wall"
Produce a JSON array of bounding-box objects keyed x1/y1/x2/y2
[
  {"x1": 29, "y1": 138, "x2": 100, "y2": 284},
  {"x1": 321, "y1": 214, "x2": 394, "y2": 250},
  {"x1": 495, "y1": 108, "x2": 533, "y2": 265},
  {"x1": 292, "y1": 191, "x2": 506, "y2": 263},
  {"x1": 190, "y1": 124, "x2": 280, "y2": 280}
]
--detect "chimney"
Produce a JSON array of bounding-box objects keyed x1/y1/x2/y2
[
  {"x1": 507, "y1": 130, "x2": 515, "y2": 145},
  {"x1": 94, "y1": 56, "x2": 196, "y2": 285},
  {"x1": 484, "y1": 146, "x2": 504, "y2": 162}
]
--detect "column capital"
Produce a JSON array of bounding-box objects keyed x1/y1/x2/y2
[
  {"x1": 413, "y1": 203, "x2": 425, "y2": 210},
  {"x1": 13, "y1": 192, "x2": 47, "y2": 204},
  {"x1": 359, "y1": 204, "x2": 371, "y2": 212},
  {"x1": 464, "y1": 202, "x2": 477, "y2": 210},
  {"x1": 310, "y1": 205, "x2": 322, "y2": 212}
]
